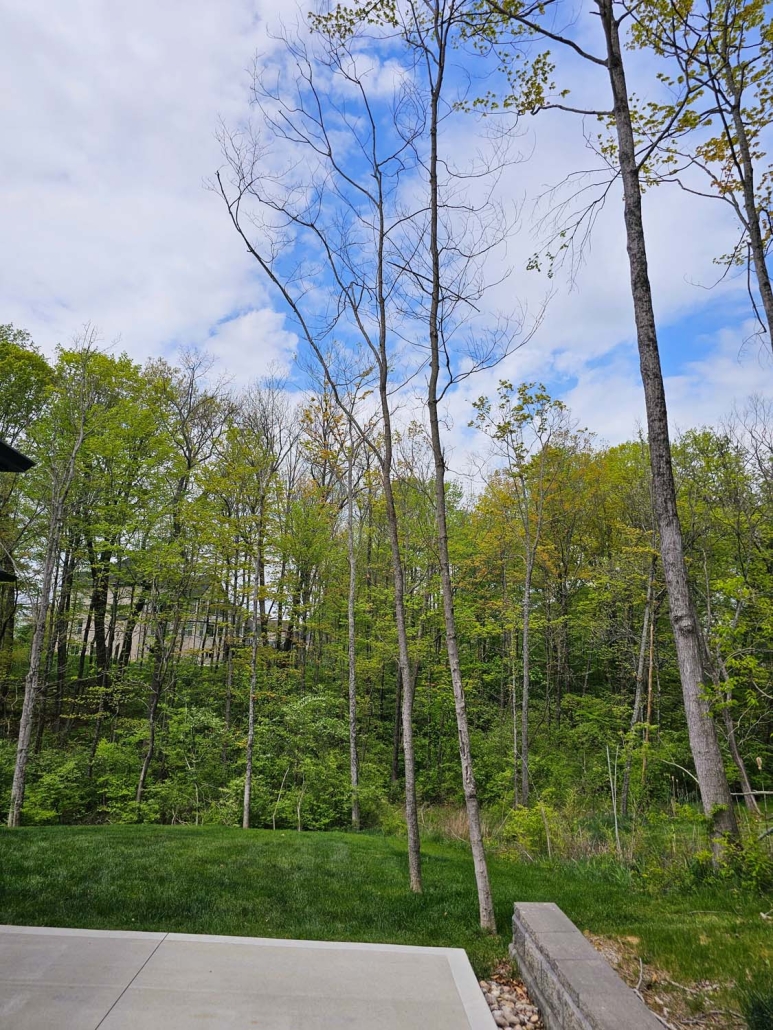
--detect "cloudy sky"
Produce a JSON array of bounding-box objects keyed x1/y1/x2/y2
[{"x1": 2, "y1": 0, "x2": 772, "y2": 449}]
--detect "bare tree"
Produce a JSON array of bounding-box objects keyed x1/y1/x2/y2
[
  {"x1": 387, "y1": 0, "x2": 535, "y2": 930},
  {"x1": 214, "y1": 26, "x2": 430, "y2": 885}
]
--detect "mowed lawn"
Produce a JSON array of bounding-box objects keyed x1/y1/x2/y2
[{"x1": 0, "y1": 825, "x2": 769, "y2": 983}]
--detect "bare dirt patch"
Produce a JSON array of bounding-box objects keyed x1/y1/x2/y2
[{"x1": 585, "y1": 932, "x2": 746, "y2": 1030}]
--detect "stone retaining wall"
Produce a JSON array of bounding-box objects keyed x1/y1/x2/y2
[{"x1": 509, "y1": 902, "x2": 662, "y2": 1030}]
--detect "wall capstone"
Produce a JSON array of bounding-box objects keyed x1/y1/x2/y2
[{"x1": 509, "y1": 902, "x2": 662, "y2": 1030}]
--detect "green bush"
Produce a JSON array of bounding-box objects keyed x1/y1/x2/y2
[{"x1": 21, "y1": 751, "x2": 95, "y2": 824}]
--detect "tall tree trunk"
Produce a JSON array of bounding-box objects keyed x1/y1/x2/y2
[
  {"x1": 511, "y1": 628, "x2": 519, "y2": 807},
  {"x1": 600, "y1": 0, "x2": 738, "y2": 846},
  {"x1": 391, "y1": 664, "x2": 402, "y2": 783},
  {"x1": 52, "y1": 538, "x2": 76, "y2": 739},
  {"x1": 425, "y1": 10, "x2": 495, "y2": 930},
  {"x1": 346, "y1": 439, "x2": 360, "y2": 830},
  {"x1": 243, "y1": 553, "x2": 260, "y2": 829},
  {"x1": 0, "y1": 583, "x2": 16, "y2": 730},
  {"x1": 78, "y1": 600, "x2": 93, "y2": 682},
  {"x1": 621, "y1": 555, "x2": 656, "y2": 816},
  {"x1": 8, "y1": 371, "x2": 88, "y2": 826},
  {"x1": 257, "y1": 510, "x2": 270, "y2": 646},
  {"x1": 521, "y1": 553, "x2": 533, "y2": 806},
  {"x1": 135, "y1": 611, "x2": 167, "y2": 808},
  {"x1": 381, "y1": 453, "x2": 422, "y2": 890},
  {"x1": 118, "y1": 586, "x2": 147, "y2": 673},
  {"x1": 7, "y1": 506, "x2": 63, "y2": 825},
  {"x1": 223, "y1": 607, "x2": 235, "y2": 769}
]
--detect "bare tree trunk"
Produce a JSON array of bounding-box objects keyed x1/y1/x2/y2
[
  {"x1": 346, "y1": 436, "x2": 360, "y2": 831},
  {"x1": 621, "y1": 556, "x2": 656, "y2": 816},
  {"x1": 78, "y1": 600, "x2": 93, "y2": 682},
  {"x1": 511, "y1": 629, "x2": 519, "y2": 807},
  {"x1": 425, "y1": 6, "x2": 495, "y2": 930},
  {"x1": 641, "y1": 616, "x2": 655, "y2": 784},
  {"x1": 52, "y1": 538, "x2": 77, "y2": 739},
  {"x1": 383, "y1": 462, "x2": 423, "y2": 890},
  {"x1": 7, "y1": 504, "x2": 63, "y2": 825},
  {"x1": 391, "y1": 665, "x2": 402, "y2": 784},
  {"x1": 135, "y1": 687, "x2": 160, "y2": 807},
  {"x1": 136, "y1": 602, "x2": 186, "y2": 808},
  {"x1": 427, "y1": 402, "x2": 496, "y2": 930},
  {"x1": 243, "y1": 555, "x2": 260, "y2": 829},
  {"x1": 521, "y1": 553, "x2": 533, "y2": 806},
  {"x1": 600, "y1": 0, "x2": 738, "y2": 847},
  {"x1": 722, "y1": 693, "x2": 760, "y2": 815},
  {"x1": 118, "y1": 586, "x2": 146, "y2": 673},
  {"x1": 223, "y1": 608, "x2": 235, "y2": 769},
  {"x1": 8, "y1": 345, "x2": 92, "y2": 826}
]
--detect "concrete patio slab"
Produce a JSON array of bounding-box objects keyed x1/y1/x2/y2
[{"x1": 0, "y1": 925, "x2": 495, "y2": 1029}]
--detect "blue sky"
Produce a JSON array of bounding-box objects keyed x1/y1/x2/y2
[{"x1": 2, "y1": 0, "x2": 771, "y2": 460}]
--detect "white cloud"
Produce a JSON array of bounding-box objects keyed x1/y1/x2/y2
[
  {"x1": 208, "y1": 308, "x2": 298, "y2": 385},
  {"x1": 1, "y1": 0, "x2": 770, "y2": 441},
  {"x1": 0, "y1": 0, "x2": 291, "y2": 374}
]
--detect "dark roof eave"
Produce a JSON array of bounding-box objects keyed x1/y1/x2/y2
[{"x1": 0, "y1": 440, "x2": 34, "y2": 473}]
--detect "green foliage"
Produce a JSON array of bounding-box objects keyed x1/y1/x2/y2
[
  {"x1": 17, "y1": 750, "x2": 94, "y2": 825},
  {"x1": 740, "y1": 973, "x2": 773, "y2": 1030},
  {"x1": 92, "y1": 737, "x2": 145, "y2": 823}
]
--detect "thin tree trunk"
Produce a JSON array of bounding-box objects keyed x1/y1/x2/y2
[
  {"x1": 391, "y1": 664, "x2": 402, "y2": 783},
  {"x1": 78, "y1": 600, "x2": 93, "y2": 682},
  {"x1": 641, "y1": 616, "x2": 655, "y2": 783},
  {"x1": 8, "y1": 369, "x2": 89, "y2": 826},
  {"x1": 521, "y1": 553, "x2": 533, "y2": 806},
  {"x1": 346, "y1": 438, "x2": 360, "y2": 831},
  {"x1": 53, "y1": 539, "x2": 77, "y2": 739},
  {"x1": 135, "y1": 611, "x2": 168, "y2": 807},
  {"x1": 600, "y1": 0, "x2": 738, "y2": 847},
  {"x1": 243, "y1": 554, "x2": 260, "y2": 829},
  {"x1": 425, "y1": 9, "x2": 495, "y2": 930},
  {"x1": 622, "y1": 555, "x2": 656, "y2": 816},
  {"x1": 7, "y1": 505, "x2": 63, "y2": 825},
  {"x1": 223, "y1": 608, "x2": 235, "y2": 769},
  {"x1": 511, "y1": 629, "x2": 519, "y2": 808},
  {"x1": 716, "y1": 651, "x2": 761, "y2": 816},
  {"x1": 118, "y1": 586, "x2": 146, "y2": 673}
]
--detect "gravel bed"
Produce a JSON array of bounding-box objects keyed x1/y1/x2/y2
[{"x1": 479, "y1": 964, "x2": 545, "y2": 1029}]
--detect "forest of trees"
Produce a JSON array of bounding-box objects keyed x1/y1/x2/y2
[
  {"x1": 3, "y1": 0, "x2": 773, "y2": 930},
  {"x1": 1, "y1": 330, "x2": 771, "y2": 841}
]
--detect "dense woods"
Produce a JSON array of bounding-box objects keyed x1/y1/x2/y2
[
  {"x1": 3, "y1": 0, "x2": 773, "y2": 936},
  {"x1": 1, "y1": 327, "x2": 771, "y2": 851}
]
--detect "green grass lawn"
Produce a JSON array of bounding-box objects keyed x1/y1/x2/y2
[{"x1": 0, "y1": 825, "x2": 769, "y2": 988}]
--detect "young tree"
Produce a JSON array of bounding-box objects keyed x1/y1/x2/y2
[{"x1": 472, "y1": 383, "x2": 568, "y2": 806}]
